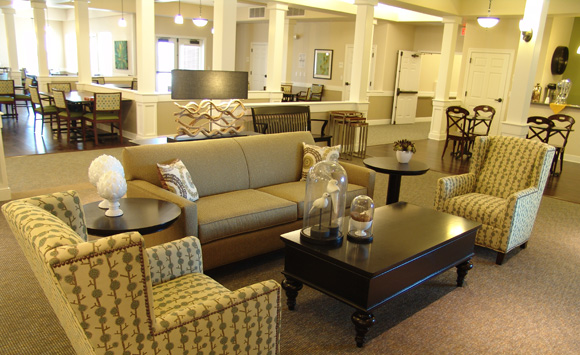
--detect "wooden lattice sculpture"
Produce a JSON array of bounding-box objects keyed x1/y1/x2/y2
[{"x1": 173, "y1": 99, "x2": 246, "y2": 138}]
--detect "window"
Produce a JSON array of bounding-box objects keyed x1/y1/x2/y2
[
  {"x1": 90, "y1": 32, "x2": 113, "y2": 76},
  {"x1": 156, "y1": 37, "x2": 204, "y2": 92}
]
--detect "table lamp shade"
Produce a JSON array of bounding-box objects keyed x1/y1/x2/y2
[{"x1": 171, "y1": 70, "x2": 248, "y2": 100}]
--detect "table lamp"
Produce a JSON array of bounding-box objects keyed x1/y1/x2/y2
[{"x1": 171, "y1": 70, "x2": 248, "y2": 138}]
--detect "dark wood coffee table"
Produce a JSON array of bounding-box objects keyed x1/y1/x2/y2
[
  {"x1": 280, "y1": 202, "x2": 481, "y2": 347},
  {"x1": 363, "y1": 157, "x2": 429, "y2": 205},
  {"x1": 85, "y1": 198, "x2": 181, "y2": 236}
]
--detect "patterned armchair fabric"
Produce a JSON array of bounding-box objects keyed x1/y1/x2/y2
[
  {"x1": 2, "y1": 191, "x2": 282, "y2": 354},
  {"x1": 435, "y1": 136, "x2": 555, "y2": 265}
]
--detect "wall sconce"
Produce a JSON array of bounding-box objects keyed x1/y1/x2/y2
[{"x1": 519, "y1": 19, "x2": 533, "y2": 42}]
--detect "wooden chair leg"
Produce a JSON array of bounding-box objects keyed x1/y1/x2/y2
[
  {"x1": 441, "y1": 140, "x2": 450, "y2": 158},
  {"x1": 495, "y1": 252, "x2": 506, "y2": 265},
  {"x1": 93, "y1": 120, "x2": 99, "y2": 146}
]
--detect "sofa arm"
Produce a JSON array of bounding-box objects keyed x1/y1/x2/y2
[
  {"x1": 127, "y1": 180, "x2": 198, "y2": 237},
  {"x1": 340, "y1": 161, "x2": 376, "y2": 199},
  {"x1": 153, "y1": 280, "x2": 281, "y2": 353},
  {"x1": 434, "y1": 173, "x2": 476, "y2": 211},
  {"x1": 147, "y1": 236, "x2": 203, "y2": 285}
]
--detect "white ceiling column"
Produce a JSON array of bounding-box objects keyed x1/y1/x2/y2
[
  {"x1": 136, "y1": 0, "x2": 156, "y2": 94},
  {"x1": 349, "y1": 0, "x2": 377, "y2": 103},
  {"x1": 213, "y1": 0, "x2": 237, "y2": 70},
  {"x1": 502, "y1": 0, "x2": 550, "y2": 138},
  {"x1": 2, "y1": 8, "x2": 20, "y2": 84},
  {"x1": 283, "y1": 19, "x2": 294, "y2": 84},
  {"x1": 266, "y1": 2, "x2": 288, "y2": 93},
  {"x1": 74, "y1": 0, "x2": 91, "y2": 85},
  {"x1": 135, "y1": 0, "x2": 158, "y2": 139},
  {"x1": 429, "y1": 16, "x2": 461, "y2": 141},
  {"x1": 30, "y1": 0, "x2": 49, "y2": 79}
]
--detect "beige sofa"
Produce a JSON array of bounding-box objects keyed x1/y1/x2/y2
[{"x1": 122, "y1": 131, "x2": 376, "y2": 270}]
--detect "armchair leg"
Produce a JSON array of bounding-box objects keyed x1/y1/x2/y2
[
  {"x1": 495, "y1": 252, "x2": 506, "y2": 265},
  {"x1": 520, "y1": 242, "x2": 528, "y2": 249}
]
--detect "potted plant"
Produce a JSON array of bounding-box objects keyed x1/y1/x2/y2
[{"x1": 393, "y1": 139, "x2": 416, "y2": 163}]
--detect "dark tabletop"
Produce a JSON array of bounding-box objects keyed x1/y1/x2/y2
[
  {"x1": 85, "y1": 198, "x2": 181, "y2": 236},
  {"x1": 281, "y1": 202, "x2": 480, "y2": 276},
  {"x1": 363, "y1": 157, "x2": 429, "y2": 176}
]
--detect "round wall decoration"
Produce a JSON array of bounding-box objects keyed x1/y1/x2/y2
[{"x1": 551, "y1": 46, "x2": 569, "y2": 75}]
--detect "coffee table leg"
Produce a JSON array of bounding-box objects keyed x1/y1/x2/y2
[
  {"x1": 351, "y1": 310, "x2": 376, "y2": 348},
  {"x1": 281, "y1": 278, "x2": 303, "y2": 310},
  {"x1": 386, "y1": 174, "x2": 402, "y2": 205},
  {"x1": 456, "y1": 259, "x2": 473, "y2": 287}
]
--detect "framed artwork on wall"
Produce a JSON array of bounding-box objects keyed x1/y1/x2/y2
[
  {"x1": 115, "y1": 40, "x2": 129, "y2": 70},
  {"x1": 313, "y1": 49, "x2": 333, "y2": 80}
]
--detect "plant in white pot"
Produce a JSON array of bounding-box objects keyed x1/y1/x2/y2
[{"x1": 393, "y1": 139, "x2": 416, "y2": 163}]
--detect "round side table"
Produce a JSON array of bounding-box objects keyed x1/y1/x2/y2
[{"x1": 363, "y1": 157, "x2": 429, "y2": 205}]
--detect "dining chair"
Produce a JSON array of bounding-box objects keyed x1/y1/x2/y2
[
  {"x1": 47, "y1": 82, "x2": 72, "y2": 93},
  {"x1": 52, "y1": 89, "x2": 86, "y2": 143},
  {"x1": 15, "y1": 77, "x2": 34, "y2": 111},
  {"x1": 471, "y1": 105, "x2": 496, "y2": 136},
  {"x1": 547, "y1": 114, "x2": 575, "y2": 176},
  {"x1": 297, "y1": 84, "x2": 324, "y2": 101},
  {"x1": 526, "y1": 116, "x2": 554, "y2": 143},
  {"x1": 130, "y1": 79, "x2": 138, "y2": 90},
  {"x1": 92, "y1": 77, "x2": 105, "y2": 85},
  {"x1": 0, "y1": 79, "x2": 18, "y2": 119},
  {"x1": 29, "y1": 86, "x2": 58, "y2": 134},
  {"x1": 441, "y1": 106, "x2": 473, "y2": 158},
  {"x1": 83, "y1": 92, "x2": 123, "y2": 145}
]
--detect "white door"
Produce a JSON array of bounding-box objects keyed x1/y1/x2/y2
[
  {"x1": 392, "y1": 50, "x2": 421, "y2": 124},
  {"x1": 343, "y1": 44, "x2": 377, "y2": 101},
  {"x1": 250, "y1": 43, "x2": 268, "y2": 91},
  {"x1": 463, "y1": 51, "x2": 511, "y2": 136}
]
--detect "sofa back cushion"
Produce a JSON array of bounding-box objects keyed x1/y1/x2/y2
[
  {"x1": 123, "y1": 139, "x2": 250, "y2": 197},
  {"x1": 235, "y1": 131, "x2": 315, "y2": 189}
]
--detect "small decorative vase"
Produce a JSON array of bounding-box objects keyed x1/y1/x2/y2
[
  {"x1": 96, "y1": 171, "x2": 127, "y2": 218},
  {"x1": 396, "y1": 150, "x2": 413, "y2": 164}
]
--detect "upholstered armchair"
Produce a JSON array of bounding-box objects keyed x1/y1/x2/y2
[
  {"x1": 434, "y1": 136, "x2": 555, "y2": 265},
  {"x1": 2, "y1": 191, "x2": 281, "y2": 354}
]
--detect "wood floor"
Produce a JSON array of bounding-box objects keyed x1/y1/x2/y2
[{"x1": 2, "y1": 107, "x2": 579, "y2": 204}]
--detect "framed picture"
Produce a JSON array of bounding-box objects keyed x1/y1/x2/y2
[
  {"x1": 114, "y1": 40, "x2": 129, "y2": 70},
  {"x1": 313, "y1": 49, "x2": 333, "y2": 80}
]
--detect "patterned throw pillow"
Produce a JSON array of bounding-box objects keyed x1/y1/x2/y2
[
  {"x1": 157, "y1": 159, "x2": 199, "y2": 201},
  {"x1": 301, "y1": 143, "x2": 341, "y2": 181}
]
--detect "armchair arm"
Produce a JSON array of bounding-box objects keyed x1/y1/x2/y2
[
  {"x1": 147, "y1": 236, "x2": 203, "y2": 285},
  {"x1": 434, "y1": 173, "x2": 476, "y2": 211},
  {"x1": 127, "y1": 180, "x2": 198, "y2": 237},
  {"x1": 296, "y1": 90, "x2": 307, "y2": 100},
  {"x1": 503, "y1": 186, "x2": 542, "y2": 251},
  {"x1": 340, "y1": 161, "x2": 376, "y2": 199},
  {"x1": 153, "y1": 280, "x2": 281, "y2": 353}
]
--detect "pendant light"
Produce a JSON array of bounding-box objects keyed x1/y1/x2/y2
[
  {"x1": 477, "y1": 0, "x2": 499, "y2": 29},
  {"x1": 118, "y1": 0, "x2": 127, "y2": 27},
  {"x1": 192, "y1": 0, "x2": 208, "y2": 27},
  {"x1": 174, "y1": 0, "x2": 184, "y2": 24}
]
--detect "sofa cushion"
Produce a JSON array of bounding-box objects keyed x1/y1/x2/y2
[
  {"x1": 257, "y1": 181, "x2": 370, "y2": 218},
  {"x1": 123, "y1": 138, "x2": 250, "y2": 197},
  {"x1": 440, "y1": 192, "x2": 508, "y2": 227},
  {"x1": 235, "y1": 131, "x2": 315, "y2": 189},
  {"x1": 301, "y1": 143, "x2": 341, "y2": 180},
  {"x1": 153, "y1": 272, "x2": 230, "y2": 318},
  {"x1": 195, "y1": 189, "x2": 298, "y2": 244},
  {"x1": 157, "y1": 158, "x2": 200, "y2": 202}
]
